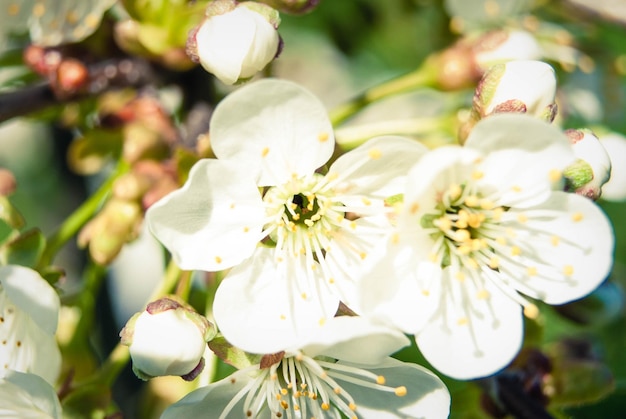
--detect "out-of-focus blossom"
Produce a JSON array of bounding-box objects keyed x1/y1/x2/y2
[{"x1": 564, "y1": 129, "x2": 611, "y2": 200}]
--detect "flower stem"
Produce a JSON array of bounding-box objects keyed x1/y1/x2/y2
[
  {"x1": 329, "y1": 64, "x2": 436, "y2": 126},
  {"x1": 38, "y1": 162, "x2": 128, "y2": 270}
]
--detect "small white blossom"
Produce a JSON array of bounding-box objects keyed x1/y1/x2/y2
[
  {"x1": 121, "y1": 297, "x2": 215, "y2": 381},
  {"x1": 162, "y1": 316, "x2": 450, "y2": 419},
  {"x1": 147, "y1": 79, "x2": 427, "y2": 354},
  {"x1": 359, "y1": 114, "x2": 614, "y2": 379},
  {"x1": 187, "y1": 0, "x2": 281, "y2": 85},
  {"x1": 0, "y1": 371, "x2": 62, "y2": 418},
  {"x1": 0, "y1": 265, "x2": 61, "y2": 384}
]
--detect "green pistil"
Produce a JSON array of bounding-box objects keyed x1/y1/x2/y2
[{"x1": 286, "y1": 193, "x2": 321, "y2": 225}]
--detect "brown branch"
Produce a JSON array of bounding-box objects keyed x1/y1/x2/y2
[{"x1": 0, "y1": 57, "x2": 156, "y2": 123}]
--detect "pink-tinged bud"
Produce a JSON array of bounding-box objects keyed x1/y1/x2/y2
[
  {"x1": 564, "y1": 129, "x2": 611, "y2": 200},
  {"x1": 187, "y1": 0, "x2": 281, "y2": 85},
  {"x1": 120, "y1": 297, "x2": 216, "y2": 381}
]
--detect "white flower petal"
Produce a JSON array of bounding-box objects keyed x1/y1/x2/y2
[
  {"x1": 416, "y1": 275, "x2": 523, "y2": 380},
  {"x1": 359, "y1": 240, "x2": 443, "y2": 334},
  {"x1": 161, "y1": 369, "x2": 269, "y2": 419},
  {"x1": 213, "y1": 248, "x2": 339, "y2": 354},
  {"x1": 329, "y1": 136, "x2": 428, "y2": 201},
  {"x1": 600, "y1": 132, "x2": 626, "y2": 201},
  {"x1": 146, "y1": 159, "x2": 265, "y2": 271},
  {"x1": 498, "y1": 191, "x2": 614, "y2": 304},
  {"x1": 339, "y1": 358, "x2": 450, "y2": 419},
  {"x1": 196, "y1": 8, "x2": 260, "y2": 85},
  {"x1": 238, "y1": 10, "x2": 280, "y2": 78},
  {"x1": 301, "y1": 316, "x2": 410, "y2": 365},
  {"x1": 0, "y1": 266, "x2": 60, "y2": 335},
  {"x1": 0, "y1": 371, "x2": 62, "y2": 418},
  {"x1": 210, "y1": 79, "x2": 335, "y2": 186}
]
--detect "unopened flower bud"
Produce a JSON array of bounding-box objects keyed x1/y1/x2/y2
[
  {"x1": 120, "y1": 297, "x2": 216, "y2": 381},
  {"x1": 460, "y1": 60, "x2": 557, "y2": 143},
  {"x1": 475, "y1": 60, "x2": 557, "y2": 120},
  {"x1": 186, "y1": 0, "x2": 281, "y2": 85},
  {"x1": 563, "y1": 129, "x2": 611, "y2": 200},
  {"x1": 472, "y1": 29, "x2": 543, "y2": 71}
]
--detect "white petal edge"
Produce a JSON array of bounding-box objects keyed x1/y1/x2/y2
[
  {"x1": 146, "y1": 159, "x2": 265, "y2": 272},
  {"x1": 0, "y1": 371, "x2": 62, "y2": 419},
  {"x1": 210, "y1": 78, "x2": 335, "y2": 186},
  {"x1": 338, "y1": 358, "x2": 450, "y2": 419},
  {"x1": 416, "y1": 275, "x2": 524, "y2": 380}
]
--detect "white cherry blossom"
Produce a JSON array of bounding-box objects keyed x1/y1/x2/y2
[
  {"x1": 359, "y1": 114, "x2": 614, "y2": 379},
  {"x1": 0, "y1": 371, "x2": 62, "y2": 418},
  {"x1": 161, "y1": 316, "x2": 450, "y2": 419},
  {"x1": 0, "y1": 265, "x2": 61, "y2": 385},
  {"x1": 147, "y1": 79, "x2": 427, "y2": 354}
]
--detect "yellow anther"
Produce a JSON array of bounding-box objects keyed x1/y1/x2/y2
[
  {"x1": 421, "y1": 289, "x2": 430, "y2": 296},
  {"x1": 436, "y1": 216, "x2": 452, "y2": 232},
  {"x1": 477, "y1": 289, "x2": 490, "y2": 300},
  {"x1": 527, "y1": 267, "x2": 537, "y2": 276},
  {"x1": 321, "y1": 403, "x2": 330, "y2": 410},
  {"x1": 334, "y1": 387, "x2": 342, "y2": 395},
  {"x1": 328, "y1": 278, "x2": 335, "y2": 284},
  {"x1": 549, "y1": 169, "x2": 562, "y2": 182},
  {"x1": 243, "y1": 226, "x2": 249, "y2": 232},
  {"x1": 318, "y1": 132, "x2": 329, "y2": 142},
  {"x1": 359, "y1": 252, "x2": 367, "y2": 260},
  {"x1": 563, "y1": 265, "x2": 574, "y2": 276},
  {"x1": 262, "y1": 147, "x2": 270, "y2": 157},
  {"x1": 448, "y1": 184, "x2": 462, "y2": 200},
  {"x1": 395, "y1": 386, "x2": 407, "y2": 397},
  {"x1": 512, "y1": 185, "x2": 522, "y2": 193},
  {"x1": 281, "y1": 388, "x2": 288, "y2": 395},
  {"x1": 280, "y1": 400, "x2": 289, "y2": 409},
  {"x1": 551, "y1": 236, "x2": 560, "y2": 246},
  {"x1": 495, "y1": 237, "x2": 507, "y2": 245},
  {"x1": 572, "y1": 212, "x2": 584, "y2": 222},
  {"x1": 301, "y1": 293, "x2": 307, "y2": 300},
  {"x1": 361, "y1": 197, "x2": 372, "y2": 206},
  {"x1": 8, "y1": 4, "x2": 19, "y2": 15},
  {"x1": 66, "y1": 10, "x2": 79, "y2": 23},
  {"x1": 33, "y1": 3, "x2": 45, "y2": 17},
  {"x1": 457, "y1": 317, "x2": 468, "y2": 325},
  {"x1": 455, "y1": 271, "x2": 466, "y2": 282},
  {"x1": 410, "y1": 202, "x2": 420, "y2": 214},
  {"x1": 524, "y1": 304, "x2": 539, "y2": 319},
  {"x1": 349, "y1": 403, "x2": 357, "y2": 411},
  {"x1": 484, "y1": 0, "x2": 500, "y2": 16},
  {"x1": 455, "y1": 229, "x2": 471, "y2": 242},
  {"x1": 472, "y1": 171, "x2": 484, "y2": 180},
  {"x1": 368, "y1": 148, "x2": 382, "y2": 159},
  {"x1": 480, "y1": 199, "x2": 495, "y2": 210},
  {"x1": 517, "y1": 214, "x2": 528, "y2": 223},
  {"x1": 280, "y1": 315, "x2": 287, "y2": 320},
  {"x1": 391, "y1": 233, "x2": 400, "y2": 245},
  {"x1": 492, "y1": 207, "x2": 504, "y2": 221},
  {"x1": 510, "y1": 246, "x2": 521, "y2": 256},
  {"x1": 215, "y1": 256, "x2": 222, "y2": 264},
  {"x1": 318, "y1": 317, "x2": 326, "y2": 326},
  {"x1": 376, "y1": 375, "x2": 386, "y2": 385},
  {"x1": 350, "y1": 221, "x2": 357, "y2": 229},
  {"x1": 465, "y1": 195, "x2": 479, "y2": 207}
]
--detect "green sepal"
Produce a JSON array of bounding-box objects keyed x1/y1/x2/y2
[
  {"x1": 209, "y1": 334, "x2": 262, "y2": 370},
  {"x1": 563, "y1": 159, "x2": 594, "y2": 191}
]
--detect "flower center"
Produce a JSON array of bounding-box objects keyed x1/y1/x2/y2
[
  {"x1": 224, "y1": 352, "x2": 407, "y2": 419},
  {"x1": 422, "y1": 182, "x2": 503, "y2": 268},
  {"x1": 263, "y1": 174, "x2": 344, "y2": 257}
]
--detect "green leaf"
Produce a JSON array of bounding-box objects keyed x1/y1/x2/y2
[{"x1": 0, "y1": 228, "x2": 46, "y2": 268}]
